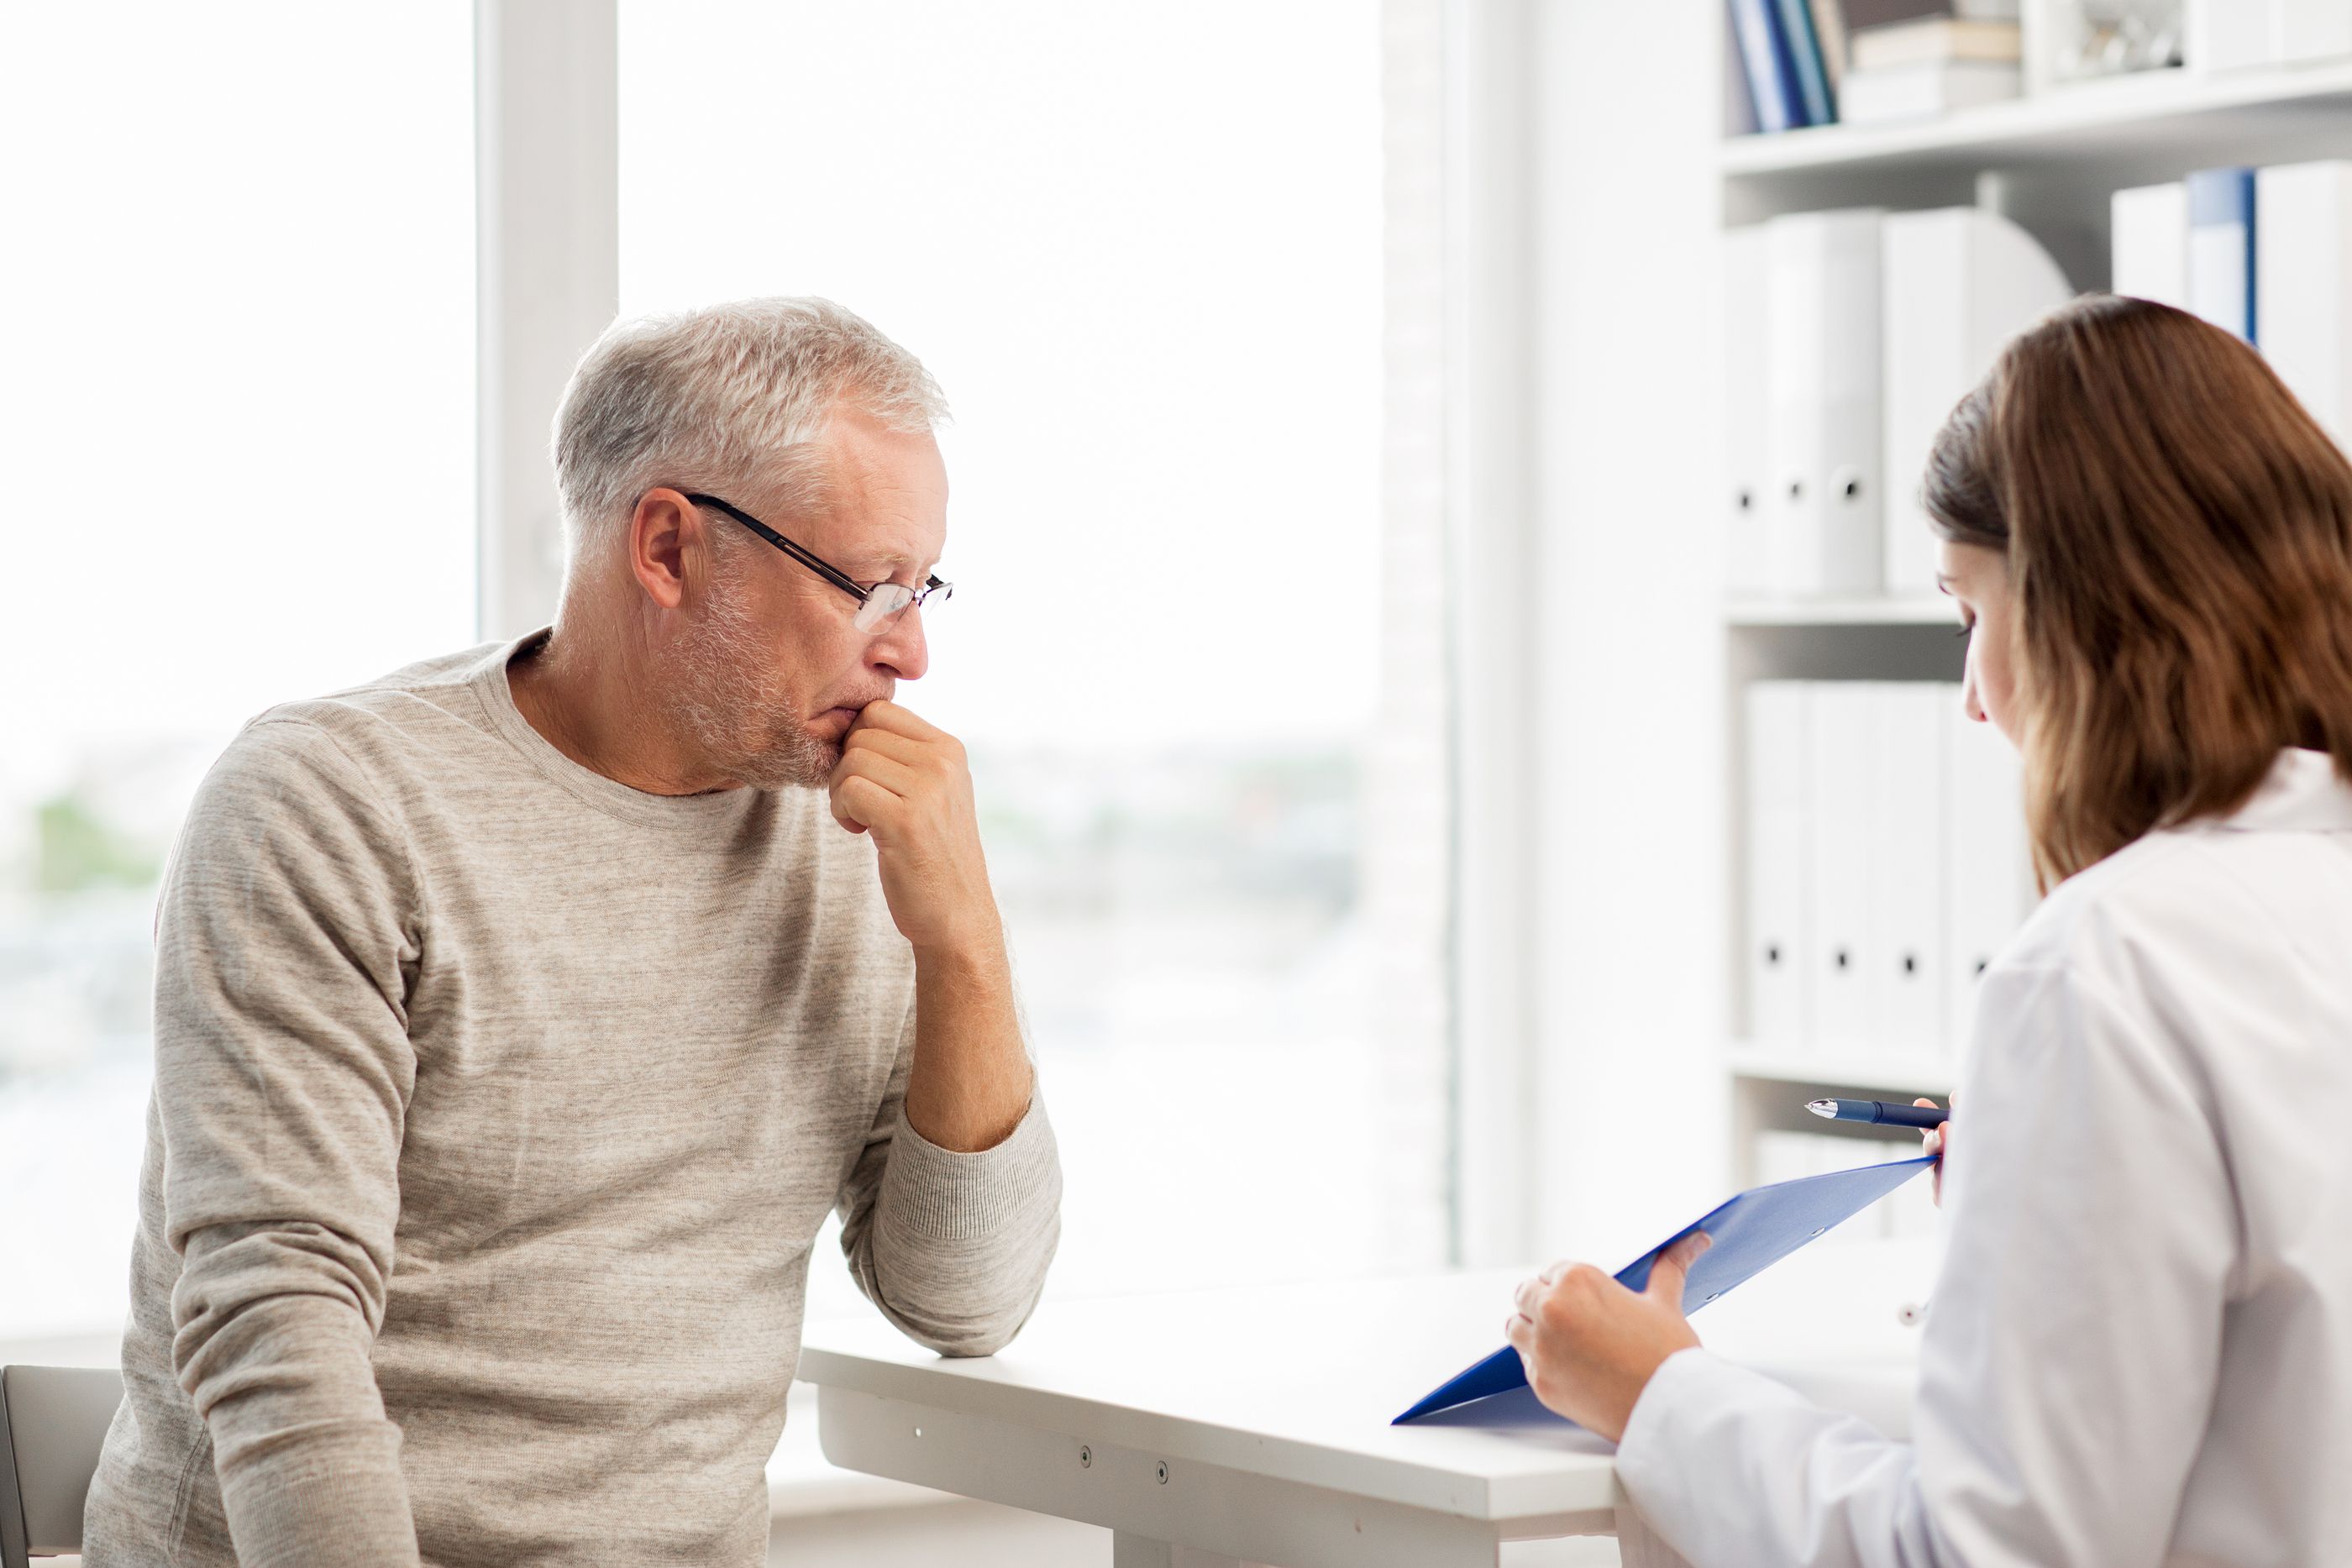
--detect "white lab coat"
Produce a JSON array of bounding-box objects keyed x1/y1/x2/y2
[{"x1": 1614, "y1": 747, "x2": 2352, "y2": 1568}]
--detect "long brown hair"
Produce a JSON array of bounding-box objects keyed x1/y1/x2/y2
[{"x1": 1922, "y1": 293, "x2": 2352, "y2": 890}]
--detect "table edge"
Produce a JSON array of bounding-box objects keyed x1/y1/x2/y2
[{"x1": 796, "y1": 1343, "x2": 1625, "y2": 1522}]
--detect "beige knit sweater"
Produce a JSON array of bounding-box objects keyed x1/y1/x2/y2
[{"x1": 81, "y1": 631, "x2": 1061, "y2": 1567}]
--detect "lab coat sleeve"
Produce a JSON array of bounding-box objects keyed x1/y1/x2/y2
[{"x1": 1615, "y1": 961, "x2": 2236, "y2": 1568}]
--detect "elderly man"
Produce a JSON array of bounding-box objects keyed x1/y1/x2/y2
[{"x1": 82, "y1": 299, "x2": 1060, "y2": 1567}]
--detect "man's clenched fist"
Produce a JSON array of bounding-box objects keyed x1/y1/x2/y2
[{"x1": 827, "y1": 700, "x2": 1001, "y2": 959}]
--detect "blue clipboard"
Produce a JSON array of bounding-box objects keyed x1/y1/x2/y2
[{"x1": 1394, "y1": 1155, "x2": 1935, "y2": 1424}]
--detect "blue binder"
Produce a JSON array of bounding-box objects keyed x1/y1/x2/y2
[
  {"x1": 1394, "y1": 1155, "x2": 1935, "y2": 1424},
  {"x1": 1775, "y1": 0, "x2": 1835, "y2": 127},
  {"x1": 1727, "y1": 0, "x2": 1809, "y2": 134},
  {"x1": 2187, "y1": 166, "x2": 2258, "y2": 347}
]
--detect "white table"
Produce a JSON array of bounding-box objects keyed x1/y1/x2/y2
[{"x1": 799, "y1": 1245, "x2": 1937, "y2": 1568}]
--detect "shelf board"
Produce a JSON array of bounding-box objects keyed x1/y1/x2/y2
[
  {"x1": 1725, "y1": 595, "x2": 1956, "y2": 627},
  {"x1": 1726, "y1": 1044, "x2": 1955, "y2": 1099},
  {"x1": 1721, "y1": 59, "x2": 2352, "y2": 182}
]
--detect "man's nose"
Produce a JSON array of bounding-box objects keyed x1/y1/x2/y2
[{"x1": 868, "y1": 607, "x2": 928, "y2": 682}]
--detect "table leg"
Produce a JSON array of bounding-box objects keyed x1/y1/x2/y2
[{"x1": 1110, "y1": 1533, "x2": 1251, "y2": 1568}]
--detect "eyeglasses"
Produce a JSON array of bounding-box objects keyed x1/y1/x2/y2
[{"x1": 683, "y1": 492, "x2": 953, "y2": 634}]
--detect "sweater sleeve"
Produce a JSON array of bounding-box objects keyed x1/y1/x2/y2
[
  {"x1": 835, "y1": 999, "x2": 1063, "y2": 1356},
  {"x1": 155, "y1": 718, "x2": 423, "y2": 1568}
]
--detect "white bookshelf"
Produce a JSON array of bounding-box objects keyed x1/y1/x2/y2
[
  {"x1": 1717, "y1": 50, "x2": 2352, "y2": 1186},
  {"x1": 1725, "y1": 1040, "x2": 1955, "y2": 1173},
  {"x1": 1723, "y1": 613, "x2": 1967, "y2": 1184},
  {"x1": 1721, "y1": 54, "x2": 2352, "y2": 286},
  {"x1": 1725, "y1": 1043, "x2": 1952, "y2": 1099},
  {"x1": 1726, "y1": 595, "x2": 1953, "y2": 627},
  {"x1": 1722, "y1": 58, "x2": 2352, "y2": 181}
]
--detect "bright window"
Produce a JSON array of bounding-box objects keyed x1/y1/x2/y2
[
  {"x1": 0, "y1": 3, "x2": 476, "y2": 1340},
  {"x1": 618, "y1": 0, "x2": 1444, "y2": 1310}
]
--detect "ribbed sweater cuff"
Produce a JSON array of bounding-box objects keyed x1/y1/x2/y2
[
  {"x1": 216, "y1": 1420, "x2": 420, "y2": 1568},
  {"x1": 878, "y1": 1093, "x2": 1058, "y2": 1240}
]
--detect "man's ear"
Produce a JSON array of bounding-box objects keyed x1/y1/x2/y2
[{"x1": 627, "y1": 488, "x2": 704, "y2": 611}]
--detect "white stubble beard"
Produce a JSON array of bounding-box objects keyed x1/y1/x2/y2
[{"x1": 668, "y1": 571, "x2": 838, "y2": 792}]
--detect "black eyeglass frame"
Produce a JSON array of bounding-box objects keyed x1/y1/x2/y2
[{"x1": 681, "y1": 491, "x2": 951, "y2": 627}]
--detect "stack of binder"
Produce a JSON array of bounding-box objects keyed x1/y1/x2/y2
[
  {"x1": 1725, "y1": 207, "x2": 2073, "y2": 599},
  {"x1": 2114, "y1": 160, "x2": 2352, "y2": 450},
  {"x1": 1743, "y1": 679, "x2": 2036, "y2": 1066},
  {"x1": 1726, "y1": 0, "x2": 2024, "y2": 134},
  {"x1": 1840, "y1": 13, "x2": 2023, "y2": 125}
]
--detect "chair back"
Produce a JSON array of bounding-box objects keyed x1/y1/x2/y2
[{"x1": 0, "y1": 1365, "x2": 123, "y2": 1566}]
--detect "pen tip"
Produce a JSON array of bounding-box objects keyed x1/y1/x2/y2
[{"x1": 1804, "y1": 1099, "x2": 1836, "y2": 1118}]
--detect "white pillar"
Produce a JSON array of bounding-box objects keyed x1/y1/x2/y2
[
  {"x1": 474, "y1": 0, "x2": 618, "y2": 642},
  {"x1": 1528, "y1": 0, "x2": 1730, "y2": 1261},
  {"x1": 1389, "y1": 0, "x2": 1542, "y2": 1269}
]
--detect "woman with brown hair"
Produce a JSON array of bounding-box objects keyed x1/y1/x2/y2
[{"x1": 1507, "y1": 294, "x2": 2352, "y2": 1565}]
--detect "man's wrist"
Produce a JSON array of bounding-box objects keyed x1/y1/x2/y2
[
  {"x1": 910, "y1": 913, "x2": 1008, "y2": 975},
  {"x1": 905, "y1": 914, "x2": 1029, "y2": 1153}
]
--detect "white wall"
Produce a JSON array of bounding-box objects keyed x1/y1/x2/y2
[{"x1": 1527, "y1": 0, "x2": 1734, "y2": 1265}]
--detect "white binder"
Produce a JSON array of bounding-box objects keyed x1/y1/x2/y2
[
  {"x1": 1767, "y1": 210, "x2": 1886, "y2": 596},
  {"x1": 2196, "y1": 0, "x2": 2352, "y2": 68},
  {"x1": 2190, "y1": 0, "x2": 2274, "y2": 71},
  {"x1": 1871, "y1": 683, "x2": 1950, "y2": 1058},
  {"x1": 1807, "y1": 682, "x2": 1879, "y2": 1054},
  {"x1": 1746, "y1": 681, "x2": 1812, "y2": 1047},
  {"x1": 1944, "y1": 694, "x2": 2036, "y2": 1061},
  {"x1": 1881, "y1": 208, "x2": 2073, "y2": 596},
  {"x1": 2256, "y1": 160, "x2": 2352, "y2": 451},
  {"x1": 2282, "y1": 0, "x2": 2352, "y2": 63},
  {"x1": 2112, "y1": 182, "x2": 2189, "y2": 309},
  {"x1": 1725, "y1": 224, "x2": 1772, "y2": 595}
]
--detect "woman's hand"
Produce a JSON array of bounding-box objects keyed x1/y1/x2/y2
[
  {"x1": 1914, "y1": 1091, "x2": 1956, "y2": 1206},
  {"x1": 1504, "y1": 1232, "x2": 1711, "y2": 1443}
]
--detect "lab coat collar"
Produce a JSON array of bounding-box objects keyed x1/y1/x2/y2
[{"x1": 2210, "y1": 747, "x2": 2352, "y2": 834}]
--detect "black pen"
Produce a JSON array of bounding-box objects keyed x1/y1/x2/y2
[{"x1": 1805, "y1": 1097, "x2": 1946, "y2": 1130}]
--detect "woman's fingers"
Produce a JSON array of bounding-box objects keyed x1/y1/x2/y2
[
  {"x1": 1915, "y1": 1096, "x2": 1954, "y2": 1208},
  {"x1": 1914, "y1": 1098, "x2": 1945, "y2": 1156}
]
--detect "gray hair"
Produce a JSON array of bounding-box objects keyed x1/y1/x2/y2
[{"x1": 551, "y1": 296, "x2": 948, "y2": 558}]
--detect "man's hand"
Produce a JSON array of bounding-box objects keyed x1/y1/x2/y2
[
  {"x1": 1504, "y1": 1233, "x2": 1710, "y2": 1443},
  {"x1": 827, "y1": 700, "x2": 1001, "y2": 959},
  {"x1": 830, "y1": 700, "x2": 1030, "y2": 1151}
]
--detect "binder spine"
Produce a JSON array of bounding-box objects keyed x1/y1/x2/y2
[
  {"x1": 1729, "y1": 0, "x2": 1808, "y2": 133},
  {"x1": 2187, "y1": 166, "x2": 2259, "y2": 347},
  {"x1": 1775, "y1": 0, "x2": 1837, "y2": 125},
  {"x1": 1766, "y1": 210, "x2": 1886, "y2": 596}
]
